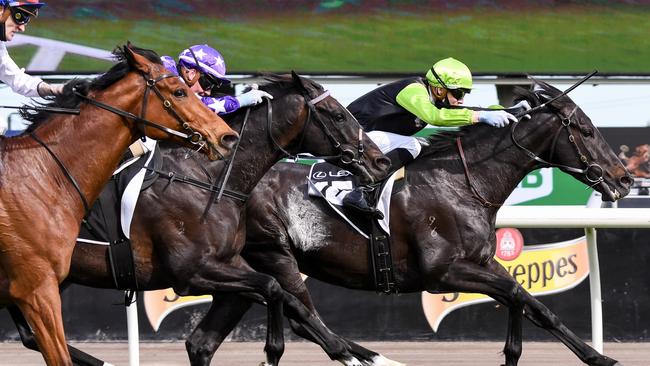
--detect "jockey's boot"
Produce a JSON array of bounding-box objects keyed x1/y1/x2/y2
[{"x1": 342, "y1": 186, "x2": 384, "y2": 220}]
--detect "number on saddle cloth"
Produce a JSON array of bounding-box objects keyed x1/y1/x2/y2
[{"x1": 306, "y1": 161, "x2": 399, "y2": 237}]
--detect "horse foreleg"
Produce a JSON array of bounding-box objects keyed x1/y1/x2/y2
[
  {"x1": 12, "y1": 276, "x2": 72, "y2": 366},
  {"x1": 9, "y1": 304, "x2": 107, "y2": 366},
  {"x1": 517, "y1": 287, "x2": 621, "y2": 366},
  {"x1": 181, "y1": 263, "x2": 285, "y2": 366},
  {"x1": 439, "y1": 259, "x2": 620, "y2": 366},
  {"x1": 186, "y1": 294, "x2": 253, "y2": 366}
]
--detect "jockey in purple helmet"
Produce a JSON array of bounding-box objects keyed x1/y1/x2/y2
[
  {"x1": 162, "y1": 44, "x2": 271, "y2": 115},
  {"x1": 0, "y1": 0, "x2": 63, "y2": 99}
]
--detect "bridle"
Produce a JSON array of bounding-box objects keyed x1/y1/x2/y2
[
  {"x1": 32, "y1": 65, "x2": 212, "y2": 214},
  {"x1": 267, "y1": 89, "x2": 365, "y2": 165},
  {"x1": 511, "y1": 103, "x2": 604, "y2": 187},
  {"x1": 457, "y1": 71, "x2": 603, "y2": 207},
  {"x1": 73, "y1": 71, "x2": 207, "y2": 146}
]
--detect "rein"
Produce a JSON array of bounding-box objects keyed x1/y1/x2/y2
[{"x1": 457, "y1": 71, "x2": 601, "y2": 207}]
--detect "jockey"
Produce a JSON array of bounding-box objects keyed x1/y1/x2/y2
[
  {"x1": 342, "y1": 57, "x2": 529, "y2": 217},
  {"x1": 162, "y1": 44, "x2": 271, "y2": 115},
  {"x1": 0, "y1": 0, "x2": 63, "y2": 97}
]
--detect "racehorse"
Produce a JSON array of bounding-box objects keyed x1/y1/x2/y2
[
  {"x1": 184, "y1": 79, "x2": 633, "y2": 366},
  {"x1": 10, "y1": 73, "x2": 391, "y2": 366},
  {"x1": 0, "y1": 43, "x2": 238, "y2": 366}
]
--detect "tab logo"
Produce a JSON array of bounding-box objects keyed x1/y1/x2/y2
[{"x1": 504, "y1": 168, "x2": 553, "y2": 205}]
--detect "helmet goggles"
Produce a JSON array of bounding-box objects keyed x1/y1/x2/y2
[
  {"x1": 9, "y1": 6, "x2": 36, "y2": 25},
  {"x1": 188, "y1": 47, "x2": 223, "y2": 92}
]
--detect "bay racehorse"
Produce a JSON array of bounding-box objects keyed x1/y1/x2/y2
[
  {"x1": 0, "y1": 43, "x2": 237, "y2": 366},
  {"x1": 11, "y1": 73, "x2": 390, "y2": 365},
  {"x1": 184, "y1": 79, "x2": 633, "y2": 366}
]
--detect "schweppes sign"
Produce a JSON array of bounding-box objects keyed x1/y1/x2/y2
[{"x1": 422, "y1": 229, "x2": 589, "y2": 332}]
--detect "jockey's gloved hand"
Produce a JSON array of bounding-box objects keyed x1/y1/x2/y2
[
  {"x1": 478, "y1": 110, "x2": 517, "y2": 128},
  {"x1": 510, "y1": 100, "x2": 532, "y2": 120},
  {"x1": 37, "y1": 82, "x2": 65, "y2": 97},
  {"x1": 236, "y1": 89, "x2": 273, "y2": 107}
]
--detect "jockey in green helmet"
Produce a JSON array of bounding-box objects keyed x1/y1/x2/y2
[{"x1": 342, "y1": 57, "x2": 529, "y2": 217}]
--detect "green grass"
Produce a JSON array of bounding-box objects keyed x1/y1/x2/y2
[{"x1": 14, "y1": 5, "x2": 650, "y2": 73}]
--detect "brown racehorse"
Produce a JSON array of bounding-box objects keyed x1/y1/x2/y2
[
  {"x1": 185, "y1": 80, "x2": 634, "y2": 366},
  {"x1": 0, "y1": 43, "x2": 237, "y2": 366}
]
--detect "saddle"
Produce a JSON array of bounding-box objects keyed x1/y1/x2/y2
[
  {"x1": 307, "y1": 162, "x2": 405, "y2": 293},
  {"x1": 78, "y1": 146, "x2": 162, "y2": 293}
]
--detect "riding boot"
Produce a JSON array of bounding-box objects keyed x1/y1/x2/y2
[{"x1": 342, "y1": 186, "x2": 384, "y2": 220}]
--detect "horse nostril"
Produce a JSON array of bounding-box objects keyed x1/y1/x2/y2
[
  {"x1": 376, "y1": 156, "x2": 392, "y2": 172},
  {"x1": 620, "y1": 175, "x2": 634, "y2": 187},
  {"x1": 221, "y1": 133, "x2": 239, "y2": 150}
]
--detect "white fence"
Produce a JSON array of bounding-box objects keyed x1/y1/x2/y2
[{"x1": 496, "y1": 206, "x2": 650, "y2": 353}]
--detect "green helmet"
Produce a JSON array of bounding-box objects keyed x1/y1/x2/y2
[{"x1": 425, "y1": 57, "x2": 473, "y2": 90}]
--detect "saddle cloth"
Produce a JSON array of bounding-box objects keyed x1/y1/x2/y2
[
  {"x1": 307, "y1": 162, "x2": 398, "y2": 238},
  {"x1": 78, "y1": 141, "x2": 160, "y2": 244}
]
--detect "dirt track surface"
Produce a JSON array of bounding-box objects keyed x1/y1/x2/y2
[{"x1": 0, "y1": 341, "x2": 647, "y2": 366}]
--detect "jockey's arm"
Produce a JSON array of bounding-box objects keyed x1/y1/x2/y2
[
  {"x1": 201, "y1": 95, "x2": 241, "y2": 115},
  {"x1": 0, "y1": 43, "x2": 42, "y2": 97},
  {"x1": 395, "y1": 82, "x2": 474, "y2": 127}
]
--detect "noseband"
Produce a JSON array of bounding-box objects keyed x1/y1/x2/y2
[{"x1": 267, "y1": 90, "x2": 365, "y2": 165}]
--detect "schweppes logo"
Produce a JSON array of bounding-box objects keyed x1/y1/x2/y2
[
  {"x1": 144, "y1": 274, "x2": 308, "y2": 331},
  {"x1": 422, "y1": 231, "x2": 589, "y2": 332},
  {"x1": 143, "y1": 289, "x2": 212, "y2": 331}
]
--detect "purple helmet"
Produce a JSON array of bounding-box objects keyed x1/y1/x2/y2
[
  {"x1": 160, "y1": 55, "x2": 179, "y2": 76},
  {"x1": 178, "y1": 44, "x2": 230, "y2": 85}
]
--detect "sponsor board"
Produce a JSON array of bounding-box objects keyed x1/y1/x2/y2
[{"x1": 421, "y1": 234, "x2": 589, "y2": 332}]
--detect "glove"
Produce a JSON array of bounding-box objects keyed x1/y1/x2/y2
[
  {"x1": 236, "y1": 89, "x2": 273, "y2": 107},
  {"x1": 478, "y1": 110, "x2": 517, "y2": 128},
  {"x1": 510, "y1": 100, "x2": 532, "y2": 120}
]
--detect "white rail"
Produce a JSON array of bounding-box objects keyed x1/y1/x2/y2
[{"x1": 496, "y1": 206, "x2": 650, "y2": 353}]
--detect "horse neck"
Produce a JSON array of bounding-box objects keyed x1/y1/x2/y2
[
  {"x1": 225, "y1": 98, "x2": 305, "y2": 194},
  {"x1": 33, "y1": 79, "x2": 141, "y2": 212},
  {"x1": 449, "y1": 119, "x2": 553, "y2": 205}
]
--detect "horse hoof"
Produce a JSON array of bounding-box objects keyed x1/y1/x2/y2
[
  {"x1": 371, "y1": 354, "x2": 407, "y2": 366},
  {"x1": 340, "y1": 356, "x2": 363, "y2": 366}
]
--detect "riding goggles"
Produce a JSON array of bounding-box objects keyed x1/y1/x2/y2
[
  {"x1": 448, "y1": 88, "x2": 469, "y2": 100},
  {"x1": 198, "y1": 72, "x2": 222, "y2": 92},
  {"x1": 9, "y1": 6, "x2": 37, "y2": 25}
]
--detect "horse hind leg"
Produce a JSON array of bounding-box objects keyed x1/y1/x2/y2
[{"x1": 12, "y1": 276, "x2": 72, "y2": 366}]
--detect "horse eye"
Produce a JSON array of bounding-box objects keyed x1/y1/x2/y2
[
  {"x1": 584, "y1": 128, "x2": 594, "y2": 137},
  {"x1": 173, "y1": 89, "x2": 186, "y2": 98},
  {"x1": 335, "y1": 113, "x2": 345, "y2": 122}
]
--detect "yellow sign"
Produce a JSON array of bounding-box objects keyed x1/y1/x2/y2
[
  {"x1": 422, "y1": 236, "x2": 589, "y2": 332},
  {"x1": 143, "y1": 289, "x2": 212, "y2": 331}
]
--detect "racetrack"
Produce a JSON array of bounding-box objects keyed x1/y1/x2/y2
[{"x1": 0, "y1": 341, "x2": 646, "y2": 366}]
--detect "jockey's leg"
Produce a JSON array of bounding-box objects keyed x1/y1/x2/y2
[{"x1": 343, "y1": 131, "x2": 422, "y2": 218}]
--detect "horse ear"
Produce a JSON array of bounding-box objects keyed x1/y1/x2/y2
[
  {"x1": 291, "y1": 70, "x2": 309, "y2": 95},
  {"x1": 123, "y1": 43, "x2": 150, "y2": 74}
]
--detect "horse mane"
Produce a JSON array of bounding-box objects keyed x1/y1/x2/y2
[
  {"x1": 20, "y1": 44, "x2": 162, "y2": 133},
  {"x1": 258, "y1": 73, "x2": 325, "y2": 98}
]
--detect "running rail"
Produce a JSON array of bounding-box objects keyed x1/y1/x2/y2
[{"x1": 496, "y1": 206, "x2": 650, "y2": 353}]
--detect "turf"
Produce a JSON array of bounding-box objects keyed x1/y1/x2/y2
[{"x1": 8, "y1": 5, "x2": 650, "y2": 74}]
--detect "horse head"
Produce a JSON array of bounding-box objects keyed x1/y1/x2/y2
[
  {"x1": 516, "y1": 79, "x2": 632, "y2": 201},
  {"x1": 257, "y1": 72, "x2": 390, "y2": 184},
  {"x1": 116, "y1": 43, "x2": 238, "y2": 160}
]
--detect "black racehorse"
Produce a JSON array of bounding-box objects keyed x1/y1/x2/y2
[
  {"x1": 183, "y1": 79, "x2": 633, "y2": 366},
  {"x1": 9, "y1": 73, "x2": 391, "y2": 366}
]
